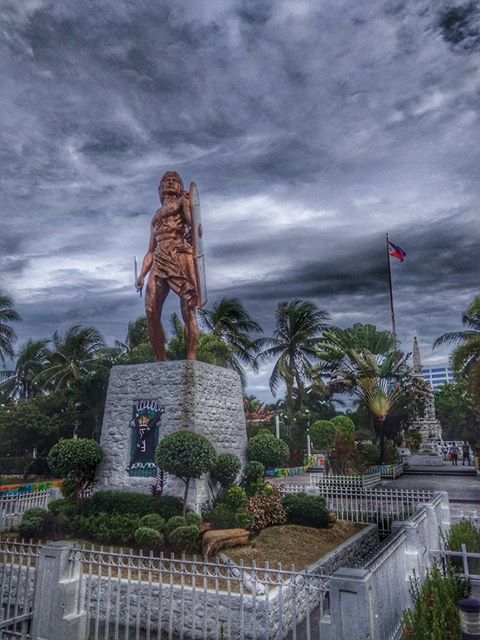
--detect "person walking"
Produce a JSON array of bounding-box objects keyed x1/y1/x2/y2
[
  {"x1": 463, "y1": 443, "x2": 471, "y2": 466},
  {"x1": 450, "y1": 444, "x2": 458, "y2": 466}
]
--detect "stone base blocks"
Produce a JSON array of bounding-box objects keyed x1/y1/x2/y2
[{"x1": 94, "y1": 360, "x2": 248, "y2": 512}]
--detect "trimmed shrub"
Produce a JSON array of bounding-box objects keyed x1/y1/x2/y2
[
  {"x1": 80, "y1": 513, "x2": 140, "y2": 546},
  {"x1": 233, "y1": 510, "x2": 254, "y2": 529},
  {"x1": 139, "y1": 514, "x2": 166, "y2": 532},
  {"x1": 60, "y1": 478, "x2": 77, "y2": 499},
  {"x1": 155, "y1": 431, "x2": 216, "y2": 515},
  {"x1": 225, "y1": 485, "x2": 248, "y2": 510},
  {"x1": 282, "y1": 493, "x2": 330, "y2": 528},
  {"x1": 134, "y1": 527, "x2": 165, "y2": 549},
  {"x1": 19, "y1": 508, "x2": 53, "y2": 539},
  {"x1": 246, "y1": 485, "x2": 286, "y2": 531},
  {"x1": 241, "y1": 461, "x2": 265, "y2": 496},
  {"x1": 247, "y1": 430, "x2": 290, "y2": 468},
  {"x1": 185, "y1": 512, "x2": 202, "y2": 527},
  {"x1": 331, "y1": 415, "x2": 356, "y2": 437},
  {"x1": 310, "y1": 420, "x2": 336, "y2": 450},
  {"x1": 447, "y1": 521, "x2": 480, "y2": 552},
  {"x1": 210, "y1": 453, "x2": 242, "y2": 490},
  {"x1": 47, "y1": 438, "x2": 103, "y2": 502},
  {"x1": 203, "y1": 503, "x2": 253, "y2": 530},
  {"x1": 165, "y1": 515, "x2": 187, "y2": 540},
  {"x1": 169, "y1": 525, "x2": 201, "y2": 553},
  {"x1": 48, "y1": 499, "x2": 76, "y2": 518},
  {"x1": 361, "y1": 442, "x2": 380, "y2": 466},
  {"x1": 83, "y1": 491, "x2": 182, "y2": 519}
]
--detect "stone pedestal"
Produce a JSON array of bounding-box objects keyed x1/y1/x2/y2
[{"x1": 94, "y1": 361, "x2": 248, "y2": 512}]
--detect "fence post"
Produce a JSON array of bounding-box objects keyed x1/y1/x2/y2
[
  {"x1": 31, "y1": 541, "x2": 86, "y2": 640},
  {"x1": 437, "y1": 491, "x2": 451, "y2": 536},
  {"x1": 392, "y1": 520, "x2": 421, "y2": 579},
  {"x1": 320, "y1": 568, "x2": 376, "y2": 640}
]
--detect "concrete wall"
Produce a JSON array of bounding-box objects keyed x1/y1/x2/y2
[{"x1": 94, "y1": 361, "x2": 248, "y2": 512}]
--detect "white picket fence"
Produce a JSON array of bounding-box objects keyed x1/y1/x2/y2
[
  {"x1": 308, "y1": 471, "x2": 381, "y2": 488},
  {"x1": 366, "y1": 463, "x2": 404, "y2": 479},
  {"x1": 430, "y1": 544, "x2": 480, "y2": 585},
  {"x1": 0, "y1": 489, "x2": 59, "y2": 532}
]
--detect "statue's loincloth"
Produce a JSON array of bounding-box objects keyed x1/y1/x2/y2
[{"x1": 153, "y1": 246, "x2": 197, "y2": 302}]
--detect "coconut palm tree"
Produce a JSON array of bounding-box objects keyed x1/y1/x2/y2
[
  {"x1": 199, "y1": 297, "x2": 262, "y2": 386},
  {"x1": 115, "y1": 316, "x2": 149, "y2": 353},
  {"x1": 37, "y1": 325, "x2": 106, "y2": 391},
  {"x1": 434, "y1": 297, "x2": 480, "y2": 407},
  {"x1": 256, "y1": 300, "x2": 330, "y2": 413},
  {"x1": 0, "y1": 291, "x2": 21, "y2": 368},
  {"x1": 0, "y1": 338, "x2": 49, "y2": 400}
]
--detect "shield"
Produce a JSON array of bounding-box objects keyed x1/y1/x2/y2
[{"x1": 189, "y1": 181, "x2": 207, "y2": 308}]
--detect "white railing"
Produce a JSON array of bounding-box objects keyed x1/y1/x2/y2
[
  {"x1": 279, "y1": 484, "x2": 435, "y2": 536},
  {"x1": 0, "y1": 489, "x2": 59, "y2": 532},
  {"x1": 431, "y1": 544, "x2": 480, "y2": 585},
  {"x1": 0, "y1": 539, "x2": 39, "y2": 639},
  {"x1": 308, "y1": 471, "x2": 381, "y2": 488}
]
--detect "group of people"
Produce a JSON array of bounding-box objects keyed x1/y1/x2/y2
[{"x1": 439, "y1": 442, "x2": 473, "y2": 466}]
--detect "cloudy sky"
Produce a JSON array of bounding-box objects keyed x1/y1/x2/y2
[{"x1": 1, "y1": 0, "x2": 479, "y2": 401}]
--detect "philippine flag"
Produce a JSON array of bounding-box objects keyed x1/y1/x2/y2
[{"x1": 388, "y1": 241, "x2": 406, "y2": 262}]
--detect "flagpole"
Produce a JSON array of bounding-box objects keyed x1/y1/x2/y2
[{"x1": 386, "y1": 233, "x2": 397, "y2": 336}]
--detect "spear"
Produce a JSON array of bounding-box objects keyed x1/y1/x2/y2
[{"x1": 134, "y1": 256, "x2": 142, "y2": 297}]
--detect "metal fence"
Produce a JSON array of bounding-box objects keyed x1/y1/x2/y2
[
  {"x1": 431, "y1": 544, "x2": 480, "y2": 586},
  {"x1": 0, "y1": 490, "x2": 58, "y2": 533},
  {"x1": 279, "y1": 484, "x2": 435, "y2": 536},
  {"x1": 308, "y1": 471, "x2": 381, "y2": 488},
  {"x1": 0, "y1": 539, "x2": 39, "y2": 639},
  {"x1": 366, "y1": 463, "x2": 404, "y2": 479}
]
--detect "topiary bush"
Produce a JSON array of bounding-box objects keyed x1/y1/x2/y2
[
  {"x1": 310, "y1": 420, "x2": 336, "y2": 450},
  {"x1": 210, "y1": 453, "x2": 242, "y2": 491},
  {"x1": 79, "y1": 513, "x2": 140, "y2": 546},
  {"x1": 185, "y1": 512, "x2": 202, "y2": 527},
  {"x1": 156, "y1": 431, "x2": 217, "y2": 515},
  {"x1": 447, "y1": 521, "x2": 480, "y2": 552},
  {"x1": 169, "y1": 525, "x2": 201, "y2": 553},
  {"x1": 282, "y1": 493, "x2": 330, "y2": 528},
  {"x1": 139, "y1": 513, "x2": 166, "y2": 532},
  {"x1": 83, "y1": 491, "x2": 182, "y2": 519},
  {"x1": 247, "y1": 430, "x2": 290, "y2": 468},
  {"x1": 19, "y1": 508, "x2": 53, "y2": 539},
  {"x1": 225, "y1": 485, "x2": 248, "y2": 510},
  {"x1": 47, "y1": 499, "x2": 77, "y2": 518},
  {"x1": 164, "y1": 515, "x2": 187, "y2": 540},
  {"x1": 241, "y1": 461, "x2": 266, "y2": 495},
  {"x1": 47, "y1": 438, "x2": 103, "y2": 506},
  {"x1": 331, "y1": 415, "x2": 356, "y2": 437},
  {"x1": 134, "y1": 526, "x2": 165, "y2": 549},
  {"x1": 60, "y1": 478, "x2": 77, "y2": 500},
  {"x1": 246, "y1": 484, "x2": 286, "y2": 531},
  {"x1": 361, "y1": 442, "x2": 380, "y2": 466}
]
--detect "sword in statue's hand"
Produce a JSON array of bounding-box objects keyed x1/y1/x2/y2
[{"x1": 134, "y1": 256, "x2": 142, "y2": 297}]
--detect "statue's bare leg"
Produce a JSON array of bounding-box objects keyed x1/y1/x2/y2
[
  {"x1": 180, "y1": 296, "x2": 200, "y2": 360},
  {"x1": 145, "y1": 276, "x2": 170, "y2": 361}
]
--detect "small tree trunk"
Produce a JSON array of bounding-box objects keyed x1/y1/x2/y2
[
  {"x1": 182, "y1": 478, "x2": 190, "y2": 516},
  {"x1": 379, "y1": 419, "x2": 386, "y2": 463}
]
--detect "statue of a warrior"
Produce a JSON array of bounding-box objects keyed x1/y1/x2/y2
[{"x1": 136, "y1": 171, "x2": 206, "y2": 361}]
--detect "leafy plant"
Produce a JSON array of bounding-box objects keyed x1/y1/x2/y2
[
  {"x1": 79, "y1": 513, "x2": 140, "y2": 545},
  {"x1": 402, "y1": 564, "x2": 470, "y2": 639},
  {"x1": 47, "y1": 438, "x2": 103, "y2": 506},
  {"x1": 282, "y1": 493, "x2": 330, "y2": 528},
  {"x1": 241, "y1": 461, "x2": 265, "y2": 495},
  {"x1": 169, "y1": 525, "x2": 201, "y2": 552},
  {"x1": 247, "y1": 429, "x2": 290, "y2": 468},
  {"x1": 139, "y1": 513, "x2": 166, "y2": 532},
  {"x1": 155, "y1": 431, "x2": 216, "y2": 516},
  {"x1": 246, "y1": 484, "x2": 286, "y2": 531},
  {"x1": 83, "y1": 491, "x2": 182, "y2": 519},
  {"x1": 225, "y1": 485, "x2": 248, "y2": 510},
  {"x1": 165, "y1": 515, "x2": 187, "y2": 540},
  {"x1": 134, "y1": 526, "x2": 164, "y2": 549},
  {"x1": 310, "y1": 420, "x2": 336, "y2": 450},
  {"x1": 210, "y1": 453, "x2": 242, "y2": 491},
  {"x1": 19, "y1": 508, "x2": 53, "y2": 539}
]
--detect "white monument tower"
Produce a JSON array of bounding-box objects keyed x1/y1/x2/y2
[{"x1": 412, "y1": 336, "x2": 443, "y2": 444}]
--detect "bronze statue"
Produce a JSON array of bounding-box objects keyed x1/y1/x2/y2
[{"x1": 136, "y1": 171, "x2": 206, "y2": 361}]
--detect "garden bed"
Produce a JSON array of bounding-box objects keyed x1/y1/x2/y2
[{"x1": 224, "y1": 521, "x2": 366, "y2": 570}]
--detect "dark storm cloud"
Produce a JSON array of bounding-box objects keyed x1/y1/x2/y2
[{"x1": 1, "y1": 0, "x2": 479, "y2": 399}]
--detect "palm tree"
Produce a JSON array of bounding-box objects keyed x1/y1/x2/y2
[
  {"x1": 166, "y1": 313, "x2": 187, "y2": 360},
  {"x1": 0, "y1": 292, "x2": 21, "y2": 368},
  {"x1": 0, "y1": 338, "x2": 49, "y2": 400},
  {"x1": 256, "y1": 300, "x2": 330, "y2": 413},
  {"x1": 38, "y1": 325, "x2": 106, "y2": 391},
  {"x1": 199, "y1": 297, "x2": 262, "y2": 386},
  {"x1": 115, "y1": 316, "x2": 149, "y2": 353}
]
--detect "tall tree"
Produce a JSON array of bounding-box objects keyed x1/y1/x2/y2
[
  {"x1": 199, "y1": 297, "x2": 262, "y2": 386},
  {"x1": 256, "y1": 300, "x2": 330, "y2": 413},
  {"x1": 115, "y1": 316, "x2": 149, "y2": 354},
  {"x1": 0, "y1": 291, "x2": 21, "y2": 368},
  {"x1": 0, "y1": 338, "x2": 49, "y2": 400},
  {"x1": 38, "y1": 325, "x2": 106, "y2": 391},
  {"x1": 434, "y1": 297, "x2": 480, "y2": 406}
]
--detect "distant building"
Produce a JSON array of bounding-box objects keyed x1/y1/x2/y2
[{"x1": 421, "y1": 366, "x2": 454, "y2": 390}]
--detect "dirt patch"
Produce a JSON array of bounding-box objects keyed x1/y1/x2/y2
[{"x1": 225, "y1": 521, "x2": 366, "y2": 571}]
